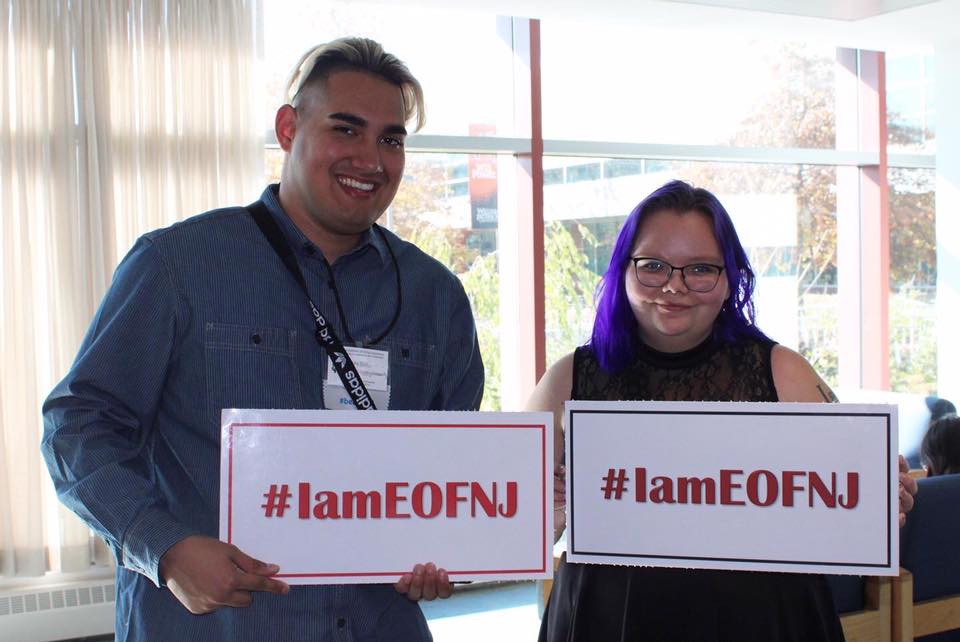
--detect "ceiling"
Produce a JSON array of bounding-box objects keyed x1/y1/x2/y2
[
  {"x1": 661, "y1": 0, "x2": 939, "y2": 21},
  {"x1": 403, "y1": 0, "x2": 960, "y2": 49}
]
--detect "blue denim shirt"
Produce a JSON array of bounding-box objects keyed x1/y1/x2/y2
[{"x1": 41, "y1": 185, "x2": 484, "y2": 641}]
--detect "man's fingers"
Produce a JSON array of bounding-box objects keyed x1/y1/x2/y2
[
  {"x1": 235, "y1": 570, "x2": 290, "y2": 595},
  {"x1": 230, "y1": 547, "x2": 280, "y2": 577},
  {"x1": 421, "y1": 564, "x2": 438, "y2": 601},
  {"x1": 394, "y1": 573, "x2": 413, "y2": 595},
  {"x1": 397, "y1": 563, "x2": 452, "y2": 602},
  {"x1": 224, "y1": 590, "x2": 254, "y2": 609},
  {"x1": 436, "y1": 569, "x2": 453, "y2": 599},
  {"x1": 406, "y1": 564, "x2": 425, "y2": 601}
]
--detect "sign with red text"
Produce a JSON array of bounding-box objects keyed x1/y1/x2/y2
[
  {"x1": 565, "y1": 401, "x2": 898, "y2": 576},
  {"x1": 219, "y1": 409, "x2": 552, "y2": 584}
]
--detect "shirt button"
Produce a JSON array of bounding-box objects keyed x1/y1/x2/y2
[
  {"x1": 250, "y1": 333, "x2": 262, "y2": 345},
  {"x1": 336, "y1": 616, "x2": 347, "y2": 629}
]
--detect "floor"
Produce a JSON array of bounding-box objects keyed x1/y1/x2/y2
[{"x1": 422, "y1": 581, "x2": 541, "y2": 641}]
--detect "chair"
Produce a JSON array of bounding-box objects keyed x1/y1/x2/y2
[
  {"x1": 893, "y1": 474, "x2": 960, "y2": 641},
  {"x1": 827, "y1": 574, "x2": 893, "y2": 642}
]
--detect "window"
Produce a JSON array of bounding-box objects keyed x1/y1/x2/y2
[
  {"x1": 263, "y1": 2, "x2": 518, "y2": 137},
  {"x1": 889, "y1": 167, "x2": 937, "y2": 393},
  {"x1": 887, "y1": 50, "x2": 935, "y2": 153},
  {"x1": 542, "y1": 23, "x2": 837, "y2": 149}
]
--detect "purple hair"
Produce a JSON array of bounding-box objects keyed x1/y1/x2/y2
[{"x1": 590, "y1": 179, "x2": 770, "y2": 372}]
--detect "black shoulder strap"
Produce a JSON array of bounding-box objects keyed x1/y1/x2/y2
[
  {"x1": 248, "y1": 201, "x2": 308, "y2": 291},
  {"x1": 246, "y1": 201, "x2": 377, "y2": 410}
]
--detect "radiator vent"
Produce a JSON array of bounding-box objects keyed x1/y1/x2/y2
[
  {"x1": 0, "y1": 582, "x2": 114, "y2": 616},
  {"x1": 0, "y1": 577, "x2": 115, "y2": 642}
]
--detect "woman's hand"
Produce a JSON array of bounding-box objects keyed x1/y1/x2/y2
[
  {"x1": 898, "y1": 454, "x2": 918, "y2": 527},
  {"x1": 554, "y1": 464, "x2": 566, "y2": 541}
]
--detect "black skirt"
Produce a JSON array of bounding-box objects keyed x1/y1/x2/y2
[{"x1": 539, "y1": 554, "x2": 845, "y2": 642}]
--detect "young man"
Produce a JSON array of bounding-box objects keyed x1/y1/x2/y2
[{"x1": 42, "y1": 37, "x2": 483, "y2": 641}]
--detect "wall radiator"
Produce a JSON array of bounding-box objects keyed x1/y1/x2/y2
[{"x1": 0, "y1": 573, "x2": 115, "y2": 642}]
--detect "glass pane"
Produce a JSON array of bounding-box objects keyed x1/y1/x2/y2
[
  {"x1": 542, "y1": 22, "x2": 837, "y2": 148},
  {"x1": 887, "y1": 50, "x2": 935, "y2": 153},
  {"x1": 385, "y1": 152, "x2": 505, "y2": 411},
  {"x1": 889, "y1": 167, "x2": 937, "y2": 393},
  {"x1": 265, "y1": 146, "x2": 283, "y2": 184},
  {"x1": 542, "y1": 157, "x2": 839, "y2": 386},
  {"x1": 263, "y1": 2, "x2": 517, "y2": 138}
]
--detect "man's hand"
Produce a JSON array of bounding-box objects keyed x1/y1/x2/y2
[
  {"x1": 394, "y1": 563, "x2": 452, "y2": 601},
  {"x1": 898, "y1": 454, "x2": 919, "y2": 527},
  {"x1": 159, "y1": 535, "x2": 290, "y2": 614}
]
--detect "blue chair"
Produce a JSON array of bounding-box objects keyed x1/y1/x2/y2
[{"x1": 894, "y1": 474, "x2": 960, "y2": 641}]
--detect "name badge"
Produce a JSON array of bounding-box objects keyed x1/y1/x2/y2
[{"x1": 324, "y1": 346, "x2": 390, "y2": 410}]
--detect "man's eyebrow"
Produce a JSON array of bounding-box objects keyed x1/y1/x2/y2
[
  {"x1": 328, "y1": 112, "x2": 407, "y2": 137},
  {"x1": 328, "y1": 112, "x2": 367, "y2": 127}
]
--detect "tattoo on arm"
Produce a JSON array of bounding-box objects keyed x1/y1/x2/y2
[{"x1": 816, "y1": 383, "x2": 839, "y2": 403}]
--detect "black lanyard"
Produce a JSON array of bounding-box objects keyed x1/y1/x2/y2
[
  {"x1": 326, "y1": 223, "x2": 402, "y2": 346},
  {"x1": 247, "y1": 201, "x2": 376, "y2": 411}
]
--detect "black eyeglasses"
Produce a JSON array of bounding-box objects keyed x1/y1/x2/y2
[{"x1": 630, "y1": 257, "x2": 725, "y2": 293}]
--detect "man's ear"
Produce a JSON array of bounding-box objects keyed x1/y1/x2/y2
[{"x1": 275, "y1": 104, "x2": 298, "y2": 152}]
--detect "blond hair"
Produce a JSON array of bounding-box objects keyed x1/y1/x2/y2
[{"x1": 285, "y1": 37, "x2": 425, "y2": 131}]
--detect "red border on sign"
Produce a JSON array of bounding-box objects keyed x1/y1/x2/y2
[{"x1": 226, "y1": 422, "x2": 549, "y2": 578}]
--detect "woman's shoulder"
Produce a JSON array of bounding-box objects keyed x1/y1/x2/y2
[
  {"x1": 769, "y1": 344, "x2": 837, "y2": 403},
  {"x1": 769, "y1": 344, "x2": 812, "y2": 377},
  {"x1": 525, "y1": 351, "x2": 576, "y2": 413},
  {"x1": 550, "y1": 351, "x2": 577, "y2": 379}
]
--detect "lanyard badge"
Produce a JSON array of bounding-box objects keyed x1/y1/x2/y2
[{"x1": 323, "y1": 346, "x2": 391, "y2": 410}]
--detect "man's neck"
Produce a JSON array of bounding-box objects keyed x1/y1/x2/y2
[{"x1": 276, "y1": 185, "x2": 364, "y2": 264}]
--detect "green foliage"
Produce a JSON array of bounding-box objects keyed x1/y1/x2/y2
[
  {"x1": 889, "y1": 168, "x2": 937, "y2": 289},
  {"x1": 459, "y1": 252, "x2": 502, "y2": 410},
  {"x1": 797, "y1": 294, "x2": 839, "y2": 386},
  {"x1": 889, "y1": 287, "x2": 937, "y2": 395},
  {"x1": 458, "y1": 221, "x2": 601, "y2": 410},
  {"x1": 544, "y1": 221, "x2": 601, "y2": 365}
]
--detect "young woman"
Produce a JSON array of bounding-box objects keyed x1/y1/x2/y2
[{"x1": 530, "y1": 180, "x2": 916, "y2": 641}]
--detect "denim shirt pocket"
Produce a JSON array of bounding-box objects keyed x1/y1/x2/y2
[
  {"x1": 204, "y1": 322, "x2": 303, "y2": 426},
  {"x1": 375, "y1": 335, "x2": 437, "y2": 409}
]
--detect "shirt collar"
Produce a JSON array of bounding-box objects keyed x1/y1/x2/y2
[{"x1": 259, "y1": 184, "x2": 389, "y2": 265}]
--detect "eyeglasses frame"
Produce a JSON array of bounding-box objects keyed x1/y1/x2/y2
[{"x1": 629, "y1": 256, "x2": 726, "y2": 293}]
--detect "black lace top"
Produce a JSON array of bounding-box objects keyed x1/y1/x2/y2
[
  {"x1": 572, "y1": 335, "x2": 779, "y2": 402},
  {"x1": 539, "y1": 336, "x2": 845, "y2": 642}
]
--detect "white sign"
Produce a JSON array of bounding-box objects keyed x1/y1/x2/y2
[
  {"x1": 220, "y1": 409, "x2": 553, "y2": 584},
  {"x1": 565, "y1": 401, "x2": 898, "y2": 576}
]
